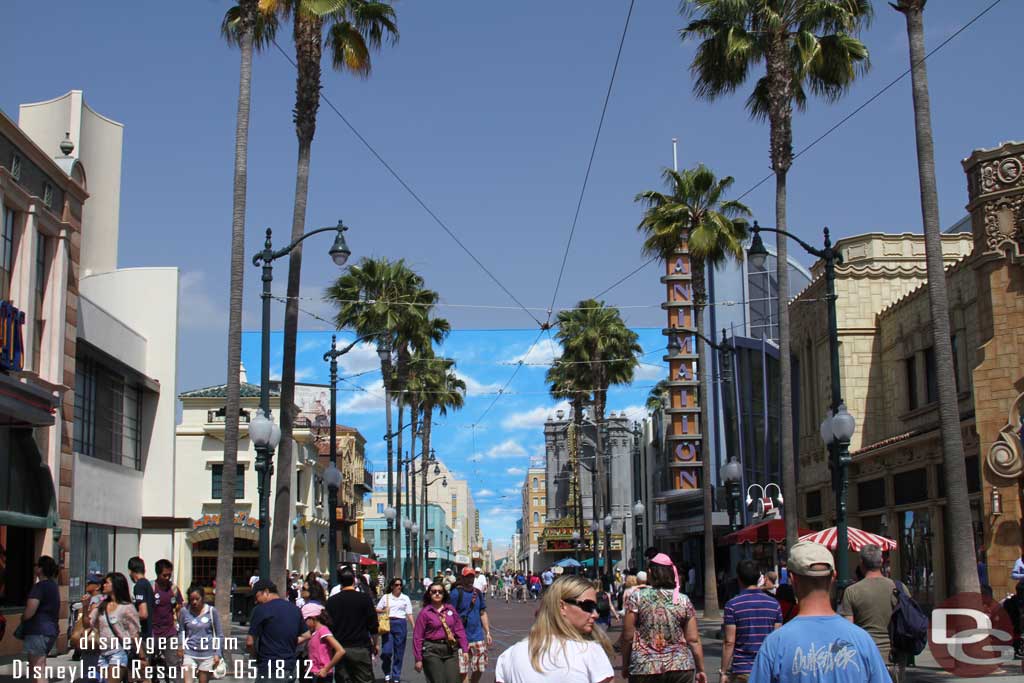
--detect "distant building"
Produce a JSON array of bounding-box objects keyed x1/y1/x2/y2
[{"x1": 517, "y1": 464, "x2": 546, "y2": 571}]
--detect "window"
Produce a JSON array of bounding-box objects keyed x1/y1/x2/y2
[
  {"x1": 42, "y1": 183, "x2": 54, "y2": 209},
  {"x1": 73, "y1": 356, "x2": 144, "y2": 470},
  {"x1": 377, "y1": 503, "x2": 384, "y2": 514},
  {"x1": 10, "y1": 154, "x2": 21, "y2": 181},
  {"x1": 211, "y1": 465, "x2": 245, "y2": 499},
  {"x1": 33, "y1": 234, "x2": 47, "y2": 372},
  {"x1": 805, "y1": 490, "x2": 822, "y2": 518},
  {"x1": 905, "y1": 356, "x2": 918, "y2": 410},
  {"x1": 1, "y1": 206, "x2": 15, "y2": 302},
  {"x1": 893, "y1": 468, "x2": 928, "y2": 505},
  {"x1": 857, "y1": 478, "x2": 886, "y2": 511},
  {"x1": 364, "y1": 529, "x2": 375, "y2": 545},
  {"x1": 924, "y1": 347, "x2": 937, "y2": 404},
  {"x1": 314, "y1": 475, "x2": 324, "y2": 506},
  {"x1": 532, "y1": 532, "x2": 539, "y2": 543},
  {"x1": 532, "y1": 477, "x2": 538, "y2": 490},
  {"x1": 1, "y1": 524, "x2": 35, "y2": 606}
]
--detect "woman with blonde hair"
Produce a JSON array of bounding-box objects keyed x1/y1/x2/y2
[{"x1": 494, "y1": 575, "x2": 614, "y2": 683}]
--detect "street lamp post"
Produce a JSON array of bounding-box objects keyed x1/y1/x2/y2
[
  {"x1": 323, "y1": 462, "x2": 343, "y2": 579},
  {"x1": 633, "y1": 501, "x2": 646, "y2": 569},
  {"x1": 749, "y1": 221, "x2": 855, "y2": 584},
  {"x1": 384, "y1": 505, "x2": 397, "y2": 577},
  {"x1": 251, "y1": 221, "x2": 350, "y2": 580},
  {"x1": 720, "y1": 457, "x2": 743, "y2": 531},
  {"x1": 590, "y1": 520, "x2": 599, "y2": 579},
  {"x1": 572, "y1": 530, "x2": 582, "y2": 567},
  {"x1": 603, "y1": 513, "x2": 613, "y2": 581}
]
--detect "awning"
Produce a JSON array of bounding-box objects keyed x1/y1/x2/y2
[
  {"x1": 0, "y1": 427, "x2": 59, "y2": 534},
  {"x1": 346, "y1": 536, "x2": 373, "y2": 555},
  {"x1": 719, "y1": 518, "x2": 811, "y2": 546}
]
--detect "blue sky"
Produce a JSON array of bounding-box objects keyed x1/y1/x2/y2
[
  {"x1": 242, "y1": 328, "x2": 667, "y2": 545},
  {"x1": 5, "y1": 2, "x2": 1022, "y2": 542}
]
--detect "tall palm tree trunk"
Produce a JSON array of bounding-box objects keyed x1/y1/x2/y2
[
  {"x1": 408, "y1": 400, "x2": 419, "y2": 583},
  {"x1": 897, "y1": 0, "x2": 978, "y2": 594},
  {"x1": 694, "y1": 262, "x2": 720, "y2": 617},
  {"x1": 395, "y1": 383, "x2": 405, "y2": 579},
  {"x1": 216, "y1": 0, "x2": 256, "y2": 641},
  {"x1": 593, "y1": 392, "x2": 609, "y2": 580},
  {"x1": 766, "y1": 36, "x2": 798, "y2": 550},
  {"x1": 272, "y1": 11, "x2": 323, "y2": 589},
  {"x1": 573, "y1": 396, "x2": 585, "y2": 542},
  {"x1": 421, "y1": 405, "x2": 433, "y2": 584},
  {"x1": 384, "y1": 358, "x2": 395, "y2": 578}
]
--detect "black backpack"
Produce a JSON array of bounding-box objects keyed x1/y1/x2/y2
[
  {"x1": 889, "y1": 580, "x2": 928, "y2": 655},
  {"x1": 596, "y1": 591, "x2": 611, "y2": 618}
]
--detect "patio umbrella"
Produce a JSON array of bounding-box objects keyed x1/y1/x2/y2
[
  {"x1": 799, "y1": 526, "x2": 897, "y2": 552},
  {"x1": 358, "y1": 556, "x2": 379, "y2": 566},
  {"x1": 554, "y1": 558, "x2": 581, "y2": 568}
]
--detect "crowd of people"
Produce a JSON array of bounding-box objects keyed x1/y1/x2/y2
[{"x1": 13, "y1": 540, "x2": 993, "y2": 683}]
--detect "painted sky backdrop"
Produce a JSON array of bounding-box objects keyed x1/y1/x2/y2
[
  {"x1": 5, "y1": 1, "x2": 1022, "y2": 404},
  {"x1": 242, "y1": 328, "x2": 667, "y2": 545}
]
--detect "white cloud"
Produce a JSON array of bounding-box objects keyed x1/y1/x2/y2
[
  {"x1": 476, "y1": 489, "x2": 495, "y2": 498},
  {"x1": 501, "y1": 401, "x2": 570, "y2": 430},
  {"x1": 179, "y1": 271, "x2": 226, "y2": 330},
  {"x1": 489, "y1": 439, "x2": 527, "y2": 458},
  {"x1": 507, "y1": 338, "x2": 561, "y2": 366},
  {"x1": 296, "y1": 366, "x2": 318, "y2": 382},
  {"x1": 634, "y1": 361, "x2": 667, "y2": 381},
  {"x1": 468, "y1": 453, "x2": 484, "y2": 463},
  {"x1": 456, "y1": 371, "x2": 502, "y2": 396},
  {"x1": 618, "y1": 404, "x2": 648, "y2": 423},
  {"x1": 337, "y1": 379, "x2": 386, "y2": 414},
  {"x1": 506, "y1": 467, "x2": 525, "y2": 476},
  {"x1": 339, "y1": 343, "x2": 384, "y2": 376}
]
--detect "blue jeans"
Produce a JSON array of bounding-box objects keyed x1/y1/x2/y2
[{"x1": 380, "y1": 618, "x2": 408, "y2": 680}]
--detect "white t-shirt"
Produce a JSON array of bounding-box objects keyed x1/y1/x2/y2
[
  {"x1": 376, "y1": 593, "x2": 414, "y2": 620},
  {"x1": 423, "y1": 577, "x2": 434, "y2": 590},
  {"x1": 473, "y1": 575, "x2": 488, "y2": 593},
  {"x1": 249, "y1": 575, "x2": 259, "y2": 587},
  {"x1": 495, "y1": 638, "x2": 613, "y2": 683}
]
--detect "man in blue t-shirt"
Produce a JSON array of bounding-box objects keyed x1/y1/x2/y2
[
  {"x1": 722, "y1": 559, "x2": 782, "y2": 681},
  {"x1": 452, "y1": 567, "x2": 492, "y2": 683},
  {"x1": 750, "y1": 542, "x2": 889, "y2": 683},
  {"x1": 247, "y1": 580, "x2": 306, "y2": 681}
]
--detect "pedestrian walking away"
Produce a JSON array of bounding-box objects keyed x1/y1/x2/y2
[
  {"x1": 177, "y1": 584, "x2": 224, "y2": 683},
  {"x1": 541, "y1": 569, "x2": 554, "y2": 593},
  {"x1": 20, "y1": 555, "x2": 61, "y2": 683},
  {"x1": 414, "y1": 581, "x2": 468, "y2": 683},
  {"x1": 494, "y1": 575, "x2": 615, "y2": 683},
  {"x1": 150, "y1": 559, "x2": 186, "y2": 675},
  {"x1": 720, "y1": 560, "x2": 781, "y2": 683},
  {"x1": 749, "y1": 541, "x2": 890, "y2": 683},
  {"x1": 326, "y1": 567, "x2": 379, "y2": 683},
  {"x1": 593, "y1": 580, "x2": 619, "y2": 631},
  {"x1": 247, "y1": 579, "x2": 306, "y2": 681},
  {"x1": 452, "y1": 568, "x2": 493, "y2": 683},
  {"x1": 90, "y1": 572, "x2": 141, "y2": 683},
  {"x1": 377, "y1": 578, "x2": 416, "y2": 683},
  {"x1": 621, "y1": 553, "x2": 707, "y2": 683},
  {"x1": 128, "y1": 556, "x2": 156, "y2": 678},
  {"x1": 302, "y1": 603, "x2": 346, "y2": 683},
  {"x1": 838, "y1": 544, "x2": 912, "y2": 683}
]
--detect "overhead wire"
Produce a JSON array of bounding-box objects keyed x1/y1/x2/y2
[
  {"x1": 547, "y1": 0, "x2": 637, "y2": 324},
  {"x1": 585, "y1": 0, "x2": 1006, "y2": 300},
  {"x1": 269, "y1": 39, "x2": 543, "y2": 329}
]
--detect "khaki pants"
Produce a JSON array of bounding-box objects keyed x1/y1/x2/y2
[{"x1": 422, "y1": 640, "x2": 460, "y2": 683}]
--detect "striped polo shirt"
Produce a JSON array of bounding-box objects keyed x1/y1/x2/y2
[{"x1": 723, "y1": 588, "x2": 782, "y2": 674}]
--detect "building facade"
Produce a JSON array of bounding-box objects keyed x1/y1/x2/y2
[{"x1": 518, "y1": 465, "x2": 546, "y2": 572}]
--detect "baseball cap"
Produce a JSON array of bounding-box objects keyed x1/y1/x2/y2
[
  {"x1": 251, "y1": 579, "x2": 278, "y2": 594},
  {"x1": 86, "y1": 571, "x2": 104, "y2": 585},
  {"x1": 461, "y1": 567, "x2": 476, "y2": 577},
  {"x1": 788, "y1": 541, "x2": 835, "y2": 577},
  {"x1": 301, "y1": 603, "x2": 324, "y2": 620}
]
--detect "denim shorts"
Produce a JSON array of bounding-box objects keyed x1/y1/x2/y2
[
  {"x1": 98, "y1": 650, "x2": 130, "y2": 670},
  {"x1": 23, "y1": 634, "x2": 56, "y2": 657}
]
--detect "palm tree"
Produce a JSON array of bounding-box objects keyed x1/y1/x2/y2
[
  {"x1": 418, "y1": 357, "x2": 465, "y2": 578},
  {"x1": 547, "y1": 359, "x2": 593, "y2": 539},
  {"x1": 892, "y1": 0, "x2": 977, "y2": 594},
  {"x1": 217, "y1": 0, "x2": 277, "y2": 632},
  {"x1": 325, "y1": 258, "x2": 434, "y2": 578},
  {"x1": 645, "y1": 379, "x2": 670, "y2": 414},
  {"x1": 556, "y1": 301, "x2": 641, "y2": 579},
  {"x1": 681, "y1": 0, "x2": 871, "y2": 550},
  {"x1": 636, "y1": 164, "x2": 749, "y2": 617},
  {"x1": 271, "y1": 0, "x2": 399, "y2": 587}
]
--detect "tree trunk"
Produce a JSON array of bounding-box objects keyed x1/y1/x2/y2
[
  {"x1": 897, "y1": 0, "x2": 978, "y2": 594},
  {"x1": 422, "y1": 405, "x2": 433, "y2": 584},
  {"x1": 694, "y1": 262, "x2": 720, "y2": 617},
  {"x1": 216, "y1": 0, "x2": 255, "y2": 643},
  {"x1": 384, "y1": 357, "x2": 395, "y2": 579},
  {"x1": 409, "y1": 400, "x2": 419, "y2": 584},
  {"x1": 573, "y1": 396, "x2": 585, "y2": 543},
  {"x1": 765, "y1": 35, "x2": 797, "y2": 551},
  {"x1": 272, "y1": 10, "x2": 323, "y2": 590}
]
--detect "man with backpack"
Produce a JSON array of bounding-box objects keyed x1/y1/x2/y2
[
  {"x1": 451, "y1": 568, "x2": 491, "y2": 683},
  {"x1": 839, "y1": 544, "x2": 918, "y2": 683}
]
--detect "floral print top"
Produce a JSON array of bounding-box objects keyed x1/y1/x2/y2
[{"x1": 625, "y1": 587, "x2": 696, "y2": 675}]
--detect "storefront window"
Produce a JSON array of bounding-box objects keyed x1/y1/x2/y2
[
  {"x1": 899, "y1": 509, "x2": 934, "y2": 607},
  {"x1": 0, "y1": 525, "x2": 35, "y2": 607},
  {"x1": 68, "y1": 522, "x2": 139, "y2": 596}
]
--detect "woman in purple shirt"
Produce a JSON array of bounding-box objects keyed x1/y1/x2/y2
[{"x1": 413, "y1": 582, "x2": 468, "y2": 683}]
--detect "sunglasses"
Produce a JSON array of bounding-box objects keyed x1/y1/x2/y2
[
  {"x1": 429, "y1": 589, "x2": 444, "y2": 595},
  {"x1": 563, "y1": 598, "x2": 598, "y2": 614}
]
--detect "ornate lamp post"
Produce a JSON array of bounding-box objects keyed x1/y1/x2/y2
[
  {"x1": 633, "y1": 501, "x2": 646, "y2": 569},
  {"x1": 719, "y1": 457, "x2": 743, "y2": 531},
  {"x1": 250, "y1": 221, "x2": 350, "y2": 580},
  {"x1": 603, "y1": 513, "x2": 613, "y2": 580},
  {"x1": 749, "y1": 221, "x2": 852, "y2": 582},
  {"x1": 572, "y1": 530, "x2": 582, "y2": 567},
  {"x1": 590, "y1": 520, "x2": 600, "y2": 579},
  {"x1": 322, "y1": 462, "x2": 343, "y2": 579},
  {"x1": 383, "y1": 505, "x2": 397, "y2": 577}
]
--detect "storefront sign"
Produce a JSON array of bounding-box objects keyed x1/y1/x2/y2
[
  {"x1": 192, "y1": 512, "x2": 260, "y2": 529},
  {"x1": 0, "y1": 301, "x2": 25, "y2": 373},
  {"x1": 664, "y1": 248, "x2": 702, "y2": 492}
]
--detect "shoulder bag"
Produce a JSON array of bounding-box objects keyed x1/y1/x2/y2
[{"x1": 378, "y1": 596, "x2": 391, "y2": 634}]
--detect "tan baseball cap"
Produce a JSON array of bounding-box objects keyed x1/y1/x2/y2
[{"x1": 788, "y1": 541, "x2": 835, "y2": 577}]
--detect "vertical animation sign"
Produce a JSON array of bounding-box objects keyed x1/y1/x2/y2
[{"x1": 664, "y1": 244, "x2": 702, "y2": 491}]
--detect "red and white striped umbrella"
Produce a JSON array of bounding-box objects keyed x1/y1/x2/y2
[{"x1": 799, "y1": 526, "x2": 897, "y2": 552}]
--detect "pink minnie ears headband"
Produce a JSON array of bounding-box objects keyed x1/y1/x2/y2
[{"x1": 650, "y1": 553, "x2": 681, "y2": 605}]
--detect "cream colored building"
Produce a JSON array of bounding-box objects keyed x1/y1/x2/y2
[
  {"x1": 518, "y1": 466, "x2": 546, "y2": 571},
  {"x1": 790, "y1": 139, "x2": 1024, "y2": 606}
]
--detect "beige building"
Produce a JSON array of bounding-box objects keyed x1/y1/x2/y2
[
  {"x1": 518, "y1": 466, "x2": 546, "y2": 571},
  {"x1": 790, "y1": 139, "x2": 1024, "y2": 605}
]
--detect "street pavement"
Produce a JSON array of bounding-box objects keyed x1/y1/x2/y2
[{"x1": 3, "y1": 596, "x2": 1024, "y2": 682}]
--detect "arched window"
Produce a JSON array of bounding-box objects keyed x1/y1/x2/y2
[
  {"x1": 532, "y1": 477, "x2": 539, "y2": 490},
  {"x1": 533, "y1": 512, "x2": 539, "y2": 524}
]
